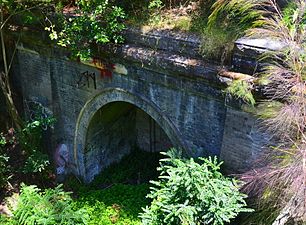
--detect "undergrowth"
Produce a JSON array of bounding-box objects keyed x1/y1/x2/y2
[
  {"x1": 1, "y1": 149, "x2": 160, "y2": 224},
  {"x1": 89, "y1": 150, "x2": 161, "y2": 189},
  {"x1": 125, "y1": 0, "x2": 243, "y2": 63},
  {"x1": 67, "y1": 149, "x2": 161, "y2": 225},
  {"x1": 73, "y1": 184, "x2": 150, "y2": 225}
]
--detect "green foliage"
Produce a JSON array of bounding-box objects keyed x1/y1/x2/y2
[
  {"x1": 47, "y1": 0, "x2": 125, "y2": 60},
  {"x1": 208, "y1": 0, "x2": 263, "y2": 31},
  {"x1": 0, "y1": 153, "x2": 9, "y2": 187},
  {"x1": 18, "y1": 110, "x2": 55, "y2": 173},
  {"x1": 74, "y1": 184, "x2": 150, "y2": 225},
  {"x1": 282, "y1": 2, "x2": 306, "y2": 36},
  {"x1": 0, "y1": 133, "x2": 10, "y2": 188},
  {"x1": 0, "y1": 133, "x2": 6, "y2": 146},
  {"x1": 22, "y1": 150, "x2": 50, "y2": 173},
  {"x1": 140, "y1": 150, "x2": 252, "y2": 225},
  {"x1": 199, "y1": 25, "x2": 237, "y2": 63},
  {"x1": 63, "y1": 149, "x2": 160, "y2": 224},
  {"x1": 0, "y1": 133, "x2": 9, "y2": 188},
  {"x1": 226, "y1": 80, "x2": 255, "y2": 105},
  {"x1": 254, "y1": 101, "x2": 284, "y2": 119},
  {"x1": 0, "y1": 214, "x2": 14, "y2": 225},
  {"x1": 89, "y1": 150, "x2": 161, "y2": 189},
  {"x1": 12, "y1": 184, "x2": 87, "y2": 225},
  {"x1": 194, "y1": 0, "x2": 246, "y2": 63},
  {"x1": 148, "y1": 0, "x2": 163, "y2": 10},
  {"x1": 209, "y1": 1, "x2": 306, "y2": 224}
]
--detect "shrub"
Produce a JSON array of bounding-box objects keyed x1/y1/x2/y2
[
  {"x1": 0, "y1": 214, "x2": 14, "y2": 225},
  {"x1": 18, "y1": 110, "x2": 55, "y2": 174},
  {"x1": 140, "y1": 149, "x2": 252, "y2": 225},
  {"x1": 12, "y1": 184, "x2": 87, "y2": 225},
  {"x1": 47, "y1": 0, "x2": 125, "y2": 60},
  {"x1": 208, "y1": 1, "x2": 306, "y2": 224},
  {"x1": 0, "y1": 152, "x2": 9, "y2": 188},
  {"x1": 0, "y1": 133, "x2": 10, "y2": 188}
]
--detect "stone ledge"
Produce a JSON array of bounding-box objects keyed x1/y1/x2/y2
[
  {"x1": 232, "y1": 38, "x2": 286, "y2": 74},
  {"x1": 103, "y1": 43, "x2": 228, "y2": 85},
  {"x1": 10, "y1": 26, "x2": 283, "y2": 87},
  {"x1": 124, "y1": 27, "x2": 202, "y2": 59}
]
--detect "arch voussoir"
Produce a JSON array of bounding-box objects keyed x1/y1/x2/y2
[{"x1": 74, "y1": 88, "x2": 188, "y2": 182}]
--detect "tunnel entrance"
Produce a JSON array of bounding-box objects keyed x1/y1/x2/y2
[{"x1": 85, "y1": 101, "x2": 173, "y2": 182}]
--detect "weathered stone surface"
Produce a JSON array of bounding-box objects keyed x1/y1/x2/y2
[
  {"x1": 125, "y1": 27, "x2": 202, "y2": 59},
  {"x1": 232, "y1": 38, "x2": 286, "y2": 74},
  {"x1": 10, "y1": 28, "x2": 269, "y2": 182},
  {"x1": 220, "y1": 108, "x2": 268, "y2": 172}
]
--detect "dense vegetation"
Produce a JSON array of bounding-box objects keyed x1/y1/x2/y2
[
  {"x1": 140, "y1": 150, "x2": 251, "y2": 225},
  {"x1": 0, "y1": 149, "x2": 250, "y2": 225},
  {"x1": 1, "y1": 0, "x2": 305, "y2": 224},
  {"x1": 210, "y1": 0, "x2": 306, "y2": 224}
]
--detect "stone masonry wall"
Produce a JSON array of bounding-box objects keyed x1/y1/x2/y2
[
  {"x1": 136, "y1": 109, "x2": 173, "y2": 152},
  {"x1": 12, "y1": 29, "x2": 267, "y2": 182}
]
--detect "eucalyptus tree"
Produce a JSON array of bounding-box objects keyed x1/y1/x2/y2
[
  {"x1": 0, "y1": 0, "x2": 52, "y2": 129},
  {"x1": 1, "y1": 0, "x2": 22, "y2": 129},
  {"x1": 209, "y1": 1, "x2": 306, "y2": 224}
]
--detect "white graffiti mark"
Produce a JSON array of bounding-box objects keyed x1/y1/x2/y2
[
  {"x1": 24, "y1": 100, "x2": 53, "y2": 130},
  {"x1": 55, "y1": 143, "x2": 69, "y2": 175}
]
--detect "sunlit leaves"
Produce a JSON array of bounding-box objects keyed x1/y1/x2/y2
[
  {"x1": 13, "y1": 184, "x2": 88, "y2": 225},
  {"x1": 226, "y1": 80, "x2": 255, "y2": 105},
  {"x1": 46, "y1": 0, "x2": 125, "y2": 60},
  {"x1": 140, "y1": 150, "x2": 252, "y2": 225}
]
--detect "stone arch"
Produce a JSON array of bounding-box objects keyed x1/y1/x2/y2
[{"x1": 74, "y1": 88, "x2": 188, "y2": 182}]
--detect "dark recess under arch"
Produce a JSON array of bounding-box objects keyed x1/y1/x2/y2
[{"x1": 74, "y1": 88, "x2": 188, "y2": 182}]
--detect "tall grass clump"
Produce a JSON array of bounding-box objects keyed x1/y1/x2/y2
[{"x1": 209, "y1": 1, "x2": 306, "y2": 224}]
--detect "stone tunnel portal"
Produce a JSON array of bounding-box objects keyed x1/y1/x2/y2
[
  {"x1": 74, "y1": 88, "x2": 188, "y2": 183},
  {"x1": 86, "y1": 101, "x2": 173, "y2": 170}
]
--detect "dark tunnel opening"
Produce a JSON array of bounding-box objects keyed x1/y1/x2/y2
[{"x1": 85, "y1": 101, "x2": 173, "y2": 184}]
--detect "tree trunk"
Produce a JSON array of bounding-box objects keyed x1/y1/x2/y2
[{"x1": 0, "y1": 6, "x2": 22, "y2": 130}]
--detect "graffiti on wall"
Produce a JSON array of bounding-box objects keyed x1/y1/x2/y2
[
  {"x1": 80, "y1": 57, "x2": 115, "y2": 79},
  {"x1": 76, "y1": 71, "x2": 97, "y2": 89},
  {"x1": 24, "y1": 99, "x2": 53, "y2": 130}
]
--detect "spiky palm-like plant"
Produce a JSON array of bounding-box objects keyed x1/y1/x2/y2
[{"x1": 209, "y1": 1, "x2": 306, "y2": 225}]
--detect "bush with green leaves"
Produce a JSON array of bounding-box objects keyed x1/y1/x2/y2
[
  {"x1": 0, "y1": 214, "x2": 14, "y2": 225},
  {"x1": 18, "y1": 110, "x2": 55, "y2": 173},
  {"x1": 47, "y1": 0, "x2": 125, "y2": 60},
  {"x1": 0, "y1": 133, "x2": 10, "y2": 188},
  {"x1": 12, "y1": 184, "x2": 87, "y2": 225},
  {"x1": 0, "y1": 152, "x2": 9, "y2": 188},
  {"x1": 140, "y1": 150, "x2": 252, "y2": 225}
]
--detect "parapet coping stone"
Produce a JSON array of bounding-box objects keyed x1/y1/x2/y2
[
  {"x1": 9, "y1": 26, "x2": 285, "y2": 87},
  {"x1": 235, "y1": 37, "x2": 286, "y2": 52}
]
